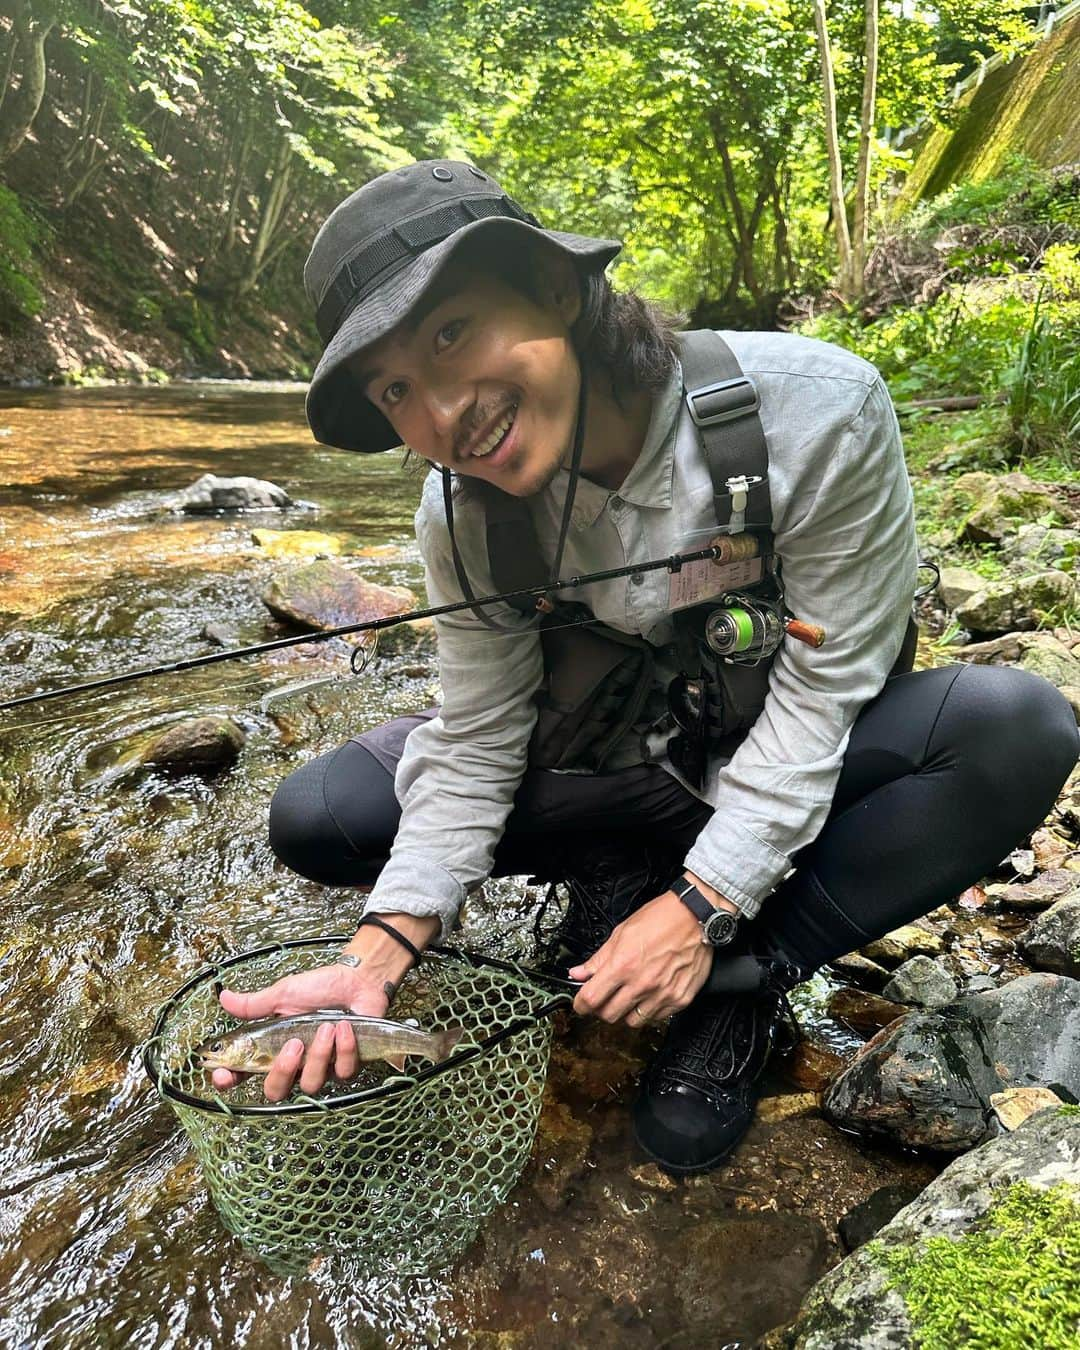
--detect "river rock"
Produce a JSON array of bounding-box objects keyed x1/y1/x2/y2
[
  {"x1": 780, "y1": 1107, "x2": 1080, "y2": 1349},
  {"x1": 828, "y1": 952, "x2": 891, "y2": 990},
  {"x1": 823, "y1": 973, "x2": 1080, "y2": 1152},
  {"x1": 175, "y1": 473, "x2": 292, "y2": 512},
  {"x1": 860, "y1": 924, "x2": 945, "y2": 967},
  {"x1": 953, "y1": 571, "x2": 1077, "y2": 634},
  {"x1": 251, "y1": 528, "x2": 343, "y2": 558},
  {"x1": 261, "y1": 559, "x2": 415, "y2": 632},
  {"x1": 837, "y1": 1183, "x2": 924, "y2": 1253},
  {"x1": 1017, "y1": 893, "x2": 1080, "y2": 977},
  {"x1": 137, "y1": 716, "x2": 245, "y2": 770},
  {"x1": 937, "y1": 566, "x2": 986, "y2": 613},
  {"x1": 826, "y1": 988, "x2": 908, "y2": 1036},
  {"x1": 955, "y1": 471, "x2": 1060, "y2": 546},
  {"x1": 990, "y1": 1086, "x2": 1065, "y2": 1131},
  {"x1": 985, "y1": 868, "x2": 1080, "y2": 910},
  {"x1": 881, "y1": 955, "x2": 958, "y2": 1009}
]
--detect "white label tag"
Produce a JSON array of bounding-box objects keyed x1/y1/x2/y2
[{"x1": 668, "y1": 556, "x2": 764, "y2": 612}]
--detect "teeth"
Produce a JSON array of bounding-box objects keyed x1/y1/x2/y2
[{"x1": 471, "y1": 405, "x2": 517, "y2": 457}]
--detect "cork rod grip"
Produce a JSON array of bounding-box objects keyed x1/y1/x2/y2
[{"x1": 784, "y1": 619, "x2": 826, "y2": 648}]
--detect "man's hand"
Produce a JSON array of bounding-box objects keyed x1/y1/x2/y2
[
  {"x1": 210, "y1": 911, "x2": 438, "y2": 1101},
  {"x1": 567, "y1": 873, "x2": 739, "y2": 1025}
]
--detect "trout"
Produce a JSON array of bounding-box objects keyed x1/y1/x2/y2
[{"x1": 195, "y1": 1011, "x2": 463, "y2": 1074}]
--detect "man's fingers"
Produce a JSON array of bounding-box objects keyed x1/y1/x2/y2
[
  {"x1": 211, "y1": 1067, "x2": 243, "y2": 1091},
  {"x1": 219, "y1": 984, "x2": 284, "y2": 1020},
  {"x1": 263, "y1": 1037, "x2": 305, "y2": 1102},
  {"x1": 299, "y1": 1022, "x2": 336, "y2": 1095},
  {"x1": 333, "y1": 1021, "x2": 359, "y2": 1080}
]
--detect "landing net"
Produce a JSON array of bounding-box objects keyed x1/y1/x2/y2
[{"x1": 144, "y1": 938, "x2": 563, "y2": 1275}]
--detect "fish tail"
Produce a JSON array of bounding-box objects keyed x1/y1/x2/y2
[{"x1": 435, "y1": 1027, "x2": 464, "y2": 1062}]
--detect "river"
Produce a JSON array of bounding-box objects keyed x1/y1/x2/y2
[{"x1": 0, "y1": 383, "x2": 938, "y2": 1349}]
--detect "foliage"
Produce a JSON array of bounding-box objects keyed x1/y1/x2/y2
[
  {"x1": 1002, "y1": 302, "x2": 1080, "y2": 468},
  {"x1": 875, "y1": 1180, "x2": 1080, "y2": 1349},
  {"x1": 0, "y1": 185, "x2": 47, "y2": 327}
]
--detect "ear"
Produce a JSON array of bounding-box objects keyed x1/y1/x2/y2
[{"x1": 537, "y1": 249, "x2": 582, "y2": 327}]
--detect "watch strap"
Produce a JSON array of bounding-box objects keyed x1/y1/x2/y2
[{"x1": 671, "y1": 876, "x2": 718, "y2": 924}]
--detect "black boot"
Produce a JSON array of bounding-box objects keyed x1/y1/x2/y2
[
  {"x1": 632, "y1": 955, "x2": 803, "y2": 1174},
  {"x1": 530, "y1": 837, "x2": 681, "y2": 969}
]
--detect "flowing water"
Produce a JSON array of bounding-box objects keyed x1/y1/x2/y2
[{"x1": 0, "y1": 384, "x2": 938, "y2": 1349}]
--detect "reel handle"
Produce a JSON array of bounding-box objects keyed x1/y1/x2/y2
[{"x1": 783, "y1": 619, "x2": 826, "y2": 648}]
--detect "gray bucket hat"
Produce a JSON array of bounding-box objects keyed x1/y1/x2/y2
[{"x1": 303, "y1": 159, "x2": 622, "y2": 453}]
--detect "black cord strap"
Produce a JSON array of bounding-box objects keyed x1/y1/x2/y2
[{"x1": 356, "y1": 913, "x2": 423, "y2": 963}]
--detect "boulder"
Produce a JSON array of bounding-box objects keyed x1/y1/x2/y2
[
  {"x1": 937, "y1": 565, "x2": 986, "y2": 614},
  {"x1": 261, "y1": 559, "x2": 415, "y2": 633},
  {"x1": 780, "y1": 1107, "x2": 1080, "y2": 1349},
  {"x1": 954, "y1": 571, "x2": 1077, "y2": 634},
  {"x1": 1017, "y1": 894, "x2": 1080, "y2": 977},
  {"x1": 823, "y1": 973, "x2": 1080, "y2": 1152},
  {"x1": 955, "y1": 471, "x2": 1060, "y2": 546},
  {"x1": 175, "y1": 473, "x2": 292, "y2": 512},
  {"x1": 882, "y1": 955, "x2": 958, "y2": 1009},
  {"x1": 137, "y1": 716, "x2": 246, "y2": 771}
]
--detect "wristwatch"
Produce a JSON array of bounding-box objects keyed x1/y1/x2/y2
[{"x1": 671, "y1": 876, "x2": 740, "y2": 947}]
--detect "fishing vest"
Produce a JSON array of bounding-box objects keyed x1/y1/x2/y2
[{"x1": 482, "y1": 330, "x2": 916, "y2": 776}]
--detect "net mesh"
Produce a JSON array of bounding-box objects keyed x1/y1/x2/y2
[{"x1": 146, "y1": 942, "x2": 556, "y2": 1275}]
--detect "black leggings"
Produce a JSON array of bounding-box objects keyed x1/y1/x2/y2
[{"x1": 268, "y1": 664, "x2": 1077, "y2": 978}]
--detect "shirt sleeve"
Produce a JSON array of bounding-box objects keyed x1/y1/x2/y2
[
  {"x1": 683, "y1": 375, "x2": 918, "y2": 919},
  {"x1": 364, "y1": 475, "x2": 545, "y2": 942}
]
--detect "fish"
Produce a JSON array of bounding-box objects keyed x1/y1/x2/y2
[{"x1": 195, "y1": 1011, "x2": 463, "y2": 1075}]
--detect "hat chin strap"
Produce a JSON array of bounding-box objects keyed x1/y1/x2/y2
[{"x1": 442, "y1": 356, "x2": 590, "y2": 632}]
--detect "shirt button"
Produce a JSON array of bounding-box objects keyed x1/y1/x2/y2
[
  {"x1": 631, "y1": 573, "x2": 644, "y2": 586},
  {"x1": 611, "y1": 495, "x2": 624, "y2": 510}
]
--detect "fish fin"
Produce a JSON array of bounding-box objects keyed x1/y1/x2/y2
[
  {"x1": 436, "y1": 1027, "x2": 465, "y2": 1061},
  {"x1": 384, "y1": 1053, "x2": 409, "y2": 1073}
]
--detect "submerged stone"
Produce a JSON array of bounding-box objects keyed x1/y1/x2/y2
[
  {"x1": 823, "y1": 973, "x2": 1080, "y2": 1152},
  {"x1": 261, "y1": 559, "x2": 415, "y2": 633},
  {"x1": 251, "y1": 528, "x2": 343, "y2": 558},
  {"x1": 826, "y1": 988, "x2": 908, "y2": 1036},
  {"x1": 137, "y1": 715, "x2": 246, "y2": 771},
  {"x1": 838, "y1": 1184, "x2": 924, "y2": 1253}
]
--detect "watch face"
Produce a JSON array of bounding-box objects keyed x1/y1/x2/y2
[{"x1": 703, "y1": 909, "x2": 739, "y2": 946}]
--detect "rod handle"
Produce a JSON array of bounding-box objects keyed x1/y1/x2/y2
[{"x1": 784, "y1": 619, "x2": 826, "y2": 648}]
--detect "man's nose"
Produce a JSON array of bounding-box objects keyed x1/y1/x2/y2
[{"x1": 423, "y1": 381, "x2": 472, "y2": 449}]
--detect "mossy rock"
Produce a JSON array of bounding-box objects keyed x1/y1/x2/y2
[
  {"x1": 261, "y1": 559, "x2": 416, "y2": 633},
  {"x1": 956, "y1": 472, "x2": 1061, "y2": 546},
  {"x1": 782, "y1": 1109, "x2": 1080, "y2": 1349},
  {"x1": 955, "y1": 570, "x2": 1077, "y2": 633}
]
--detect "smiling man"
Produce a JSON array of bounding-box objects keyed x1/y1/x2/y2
[{"x1": 213, "y1": 160, "x2": 1077, "y2": 1174}]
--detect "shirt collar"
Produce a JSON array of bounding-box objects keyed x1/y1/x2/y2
[{"x1": 550, "y1": 356, "x2": 683, "y2": 528}]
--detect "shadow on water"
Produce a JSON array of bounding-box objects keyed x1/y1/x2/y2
[{"x1": 0, "y1": 383, "x2": 939, "y2": 1348}]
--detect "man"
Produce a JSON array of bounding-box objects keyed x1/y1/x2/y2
[{"x1": 211, "y1": 160, "x2": 1077, "y2": 1174}]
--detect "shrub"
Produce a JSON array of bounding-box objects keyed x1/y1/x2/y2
[{"x1": 0, "y1": 185, "x2": 47, "y2": 328}]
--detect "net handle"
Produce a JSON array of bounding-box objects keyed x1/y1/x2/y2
[{"x1": 143, "y1": 937, "x2": 574, "y2": 1118}]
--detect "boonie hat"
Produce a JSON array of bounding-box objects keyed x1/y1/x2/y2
[{"x1": 303, "y1": 159, "x2": 623, "y2": 453}]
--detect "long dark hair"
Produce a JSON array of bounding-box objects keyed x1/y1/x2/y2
[{"x1": 455, "y1": 231, "x2": 684, "y2": 405}]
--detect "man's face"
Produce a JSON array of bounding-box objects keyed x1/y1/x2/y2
[{"x1": 350, "y1": 256, "x2": 582, "y2": 498}]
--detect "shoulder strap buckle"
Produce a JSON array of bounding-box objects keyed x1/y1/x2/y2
[{"x1": 686, "y1": 376, "x2": 760, "y2": 428}]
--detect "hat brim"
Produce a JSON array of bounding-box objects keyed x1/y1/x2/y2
[{"x1": 305, "y1": 216, "x2": 621, "y2": 453}]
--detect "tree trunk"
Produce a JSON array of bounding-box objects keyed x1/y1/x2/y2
[
  {"x1": 0, "y1": 22, "x2": 20, "y2": 121},
  {"x1": 812, "y1": 0, "x2": 853, "y2": 297},
  {"x1": 711, "y1": 125, "x2": 763, "y2": 302},
  {"x1": 0, "y1": 1, "x2": 57, "y2": 166},
  {"x1": 851, "y1": 0, "x2": 879, "y2": 295},
  {"x1": 231, "y1": 134, "x2": 294, "y2": 297}
]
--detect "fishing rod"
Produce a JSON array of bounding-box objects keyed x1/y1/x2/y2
[{"x1": 2, "y1": 541, "x2": 803, "y2": 711}]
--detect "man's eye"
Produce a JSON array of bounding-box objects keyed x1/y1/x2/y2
[
  {"x1": 436, "y1": 318, "x2": 464, "y2": 348},
  {"x1": 383, "y1": 380, "x2": 407, "y2": 406}
]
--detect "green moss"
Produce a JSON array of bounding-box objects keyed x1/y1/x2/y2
[{"x1": 875, "y1": 1180, "x2": 1080, "y2": 1349}]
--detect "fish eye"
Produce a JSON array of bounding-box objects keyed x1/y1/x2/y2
[{"x1": 209, "y1": 1040, "x2": 224, "y2": 1053}]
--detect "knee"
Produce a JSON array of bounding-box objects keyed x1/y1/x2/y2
[{"x1": 268, "y1": 754, "x2": 342, "y2": 881}]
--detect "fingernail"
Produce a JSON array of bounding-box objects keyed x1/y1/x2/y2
[{"x1": 285, "y1": 1038, "x2": 305, "y2": 1054}]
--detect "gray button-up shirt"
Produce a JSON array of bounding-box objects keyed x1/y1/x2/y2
[{"x1": 367, "y1": 331, "x2": 918, "y2": 941}]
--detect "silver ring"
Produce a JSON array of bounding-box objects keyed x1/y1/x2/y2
[{"x1": 634, "y1": 1005, "x2": 647, "y2": 1022}]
